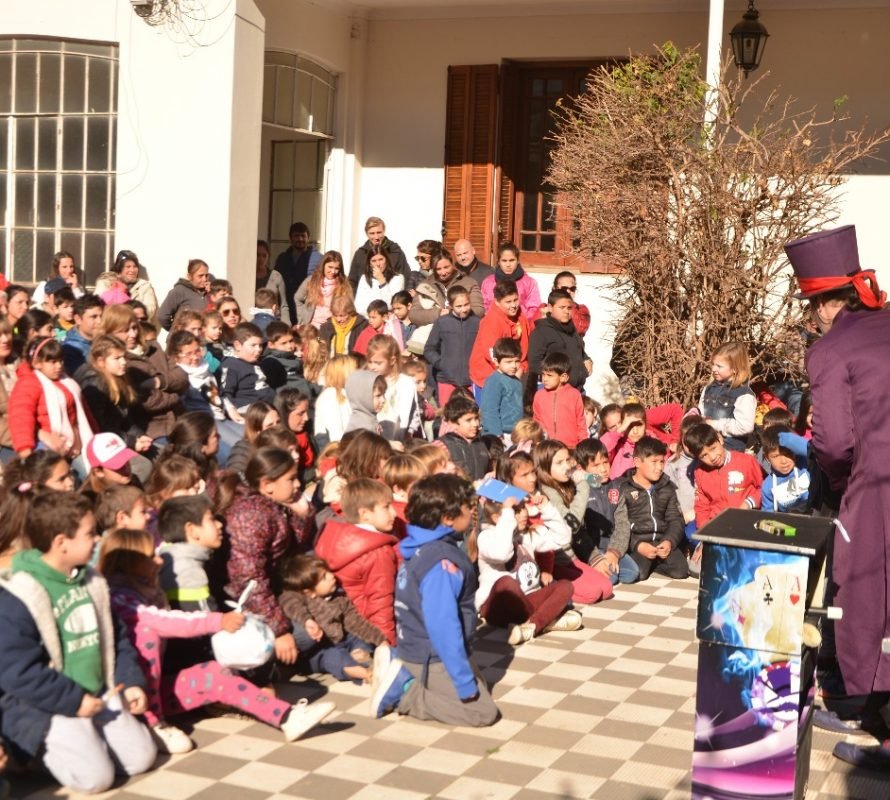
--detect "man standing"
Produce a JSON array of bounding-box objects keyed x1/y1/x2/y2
[
  {"x1": 785, "y1": 225, "x2": 890, "y2": 769},
  {"x1": 275, "y1": 222, "x2": 322, "y2": 324},
  {"x1": 348, "y1": 217, "x2": 412, "y2": 290},
  {"x1": 454, "y1": 239, "x2": 495, "y2": 284}
]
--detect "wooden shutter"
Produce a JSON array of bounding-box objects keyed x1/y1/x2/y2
[
  {"x1": 442, "y1": 65, "x2": 498, "y2": 257},
  {"x1": 496, "y1": 62, "x2": 519, "y2": 259}
]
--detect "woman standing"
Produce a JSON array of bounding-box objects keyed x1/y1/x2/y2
[
  {"x1": 294, "y1": 251, "x2": 352, "y2": 328},
  {"x1": 111, "y1": 250, "x2": 159, "y2": 323},
  {"x1": 354, "y1": 246, "x2": 405, "y2": 317},
  {"x1": 785, "y1": 226, "x2": 890, "y2": 768},
  {"x1": 256, "y1": 240, "x2": 290, "y2": 325},
  {"x1": 157, "y1": 259, "x2": 211, "y2": 330},
  {"x1": 480, "y1": 243, "x2": 541, "y2": 321}
]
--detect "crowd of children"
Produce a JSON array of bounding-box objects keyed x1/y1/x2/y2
[{"x1": 0, "y1": 233, "x2": 817, "y2": 795}]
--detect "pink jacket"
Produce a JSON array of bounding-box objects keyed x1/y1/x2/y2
[
  {"x1": 601, "y1": 430, "x2": 637, "y2": 481},
  {"x1": 480, "y1": 273, "x2": 542, "y2": 321},
  {"x1": 110, "y1": 584, "x2": 223, "y2": 662}
]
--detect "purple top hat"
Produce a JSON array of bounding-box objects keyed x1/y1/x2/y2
[{"x1": 784, "y1": 225, "x2": 861, "y2": 299}]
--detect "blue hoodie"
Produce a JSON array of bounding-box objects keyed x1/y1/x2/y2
[
  {"x1": 761, "y1": 431, "x2": 811, "y2": 513},
  {"x1": 396, "y1": 524, "x2": 478, "y2": 699}
]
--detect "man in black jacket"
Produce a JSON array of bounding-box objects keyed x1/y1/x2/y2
[
  {"x1": 348, "y1": 216, "x2": 412, "y2": 290},
  {"x1": 527, "y1": 289, "x2": 592, "y2": 390}
]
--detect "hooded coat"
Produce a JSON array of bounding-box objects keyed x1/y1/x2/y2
[
  {"x1": 344, "y1": 370, "x2": 381, "y2": 434},
  {"x1": 314, "y1": 519, "x2": 399, "y2": 644},
  {"x1": 157, "y1": 278, "x2": 207, "y2": 331}
]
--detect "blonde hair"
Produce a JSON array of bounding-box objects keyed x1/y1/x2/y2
[
  {"x1": 323, "y1": 354, "x2": 359, "y2": 403},
  {"x1": 94, "y1": 271, "x2": 121, "y2": 296},
  {"x1": 88, "y1": 335, "x2": 135, "y2": 406},
  {"x1": 712, "y1": 341, "x2": 751, "y2": 388},
  {"x1": 365, "y1": 334, "x2": 401, "y2": 375},
  {"x1": 98, "y1": 304, "x2": 143, "y2": 350},
  {"x1": 298, "y1": 324, "x2": 328, "y2": 383},
  {"x1": 409, "y1": 443, "x2": 450, "y2": 475},
  {"x1": 380, "y1": 453, "x2": 426, "y2": 493},
  {"x1": 511, "y1": 418, "x2": 545, "y2": 447}
]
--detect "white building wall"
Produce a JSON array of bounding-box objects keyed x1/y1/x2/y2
[{"x1": 2, "y1": 0, "x2": 264, "y2": 310}]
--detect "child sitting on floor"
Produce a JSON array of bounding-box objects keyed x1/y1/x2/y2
[
  {"x1": 100, "y1": 527, "x2": 335, "y2": 754},
  {"x1": 471, "y1": 495, "x2": 579, "y2": 646},
  {"x1": 279, "y1": 554, "x2": 387, "y2": 683}
]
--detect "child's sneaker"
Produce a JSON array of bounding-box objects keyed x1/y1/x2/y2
[
  {"x1": 282, "y1": 698, "x2": 336, "y2": 742},
  {"x1": 151, "y1": 723, "x2": 194, "y2": 754},
  {"x1": 507, "y1": 622, "x2": 536, "y2": 645},
  {"x1": 543, "y1": 609, "x2": 583, "y2": 633},
  {"x1": 369, "y1": 652, "x2": 412, "y2": 718}
]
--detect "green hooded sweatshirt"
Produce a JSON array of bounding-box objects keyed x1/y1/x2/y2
[{"x1": 13, "y1": 549, "x2": 103, "y2": 694}]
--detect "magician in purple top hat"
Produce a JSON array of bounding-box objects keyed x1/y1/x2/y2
[{"x1": 784, "y1": 224, "x2": 885, "y2": 308}]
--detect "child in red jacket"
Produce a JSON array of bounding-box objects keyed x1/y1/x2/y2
[
  {"x1": 532, "y1": 352, "x2": 586, "y2": 449},
  {"x1": 8, "y1": 336, "x2": 94, "y2": 458},
  {"x1": 314, "y1": 478, "x2": 399, "y2": 644},
  {"x1": 686, "y1": 420, "x2": 763, "y2": 528}
]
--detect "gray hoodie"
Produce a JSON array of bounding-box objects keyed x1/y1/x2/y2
[{"x1": 345, "y1": 370, "x2": 381, "y2": 434}]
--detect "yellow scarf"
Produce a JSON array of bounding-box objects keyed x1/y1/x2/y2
[{"x1": 331, "y1": 315, "x2": 357, "y2": 355}]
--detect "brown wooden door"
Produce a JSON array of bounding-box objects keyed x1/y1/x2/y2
[{"x1": 501, "y1": 62, "x2": 600, "y2": 268}]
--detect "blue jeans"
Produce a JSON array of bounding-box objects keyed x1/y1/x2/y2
[
  {"x1": 292, "y1": 625, "x2": 375, "y2": 682},
  {"x1": 600, "y1": 536, "x2": 641, "y2": 584}
]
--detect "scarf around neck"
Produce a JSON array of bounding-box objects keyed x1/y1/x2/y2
[
  {"x1": 33, "y1": 370, "x2": 94, "y2": 451},
  {"x1": 331, "y1": 315, "x2": 357, "y2": 354},
  {"x1": 495, "y1": 263, "x2": 526, "y2": 283}
]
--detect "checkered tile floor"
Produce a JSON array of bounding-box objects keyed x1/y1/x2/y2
[{"x1": 13, "y1": 576, "x2": 888, "y2": 800}]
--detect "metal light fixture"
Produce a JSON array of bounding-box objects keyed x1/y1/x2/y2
[{"x1": 730, "y1": 0, "x2": 769, "y2": 77}]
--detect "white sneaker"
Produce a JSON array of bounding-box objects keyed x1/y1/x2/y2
[
  {"x1": 543, "y1": 610, "x2": 583, "y2": 633},
  {"x1": 507, "y1": 622, "x2": 536, "y2": 646},
  {"x1": 151, "y1": 723, "x2": 194, "y2": 754},
  {"x1": 282, "y1": 698, "x2": 336, "y2": 742}
]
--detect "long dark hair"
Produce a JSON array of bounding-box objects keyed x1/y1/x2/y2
[
  {"x1": 364, "y1": 245, "x2": 395, "y2": 286},
  {"x1": 162, "y1": 412, "x2": 218, "y2": 478},
  {"x1": 245, "y1": 447, "x2": 297, "y2": 492}
]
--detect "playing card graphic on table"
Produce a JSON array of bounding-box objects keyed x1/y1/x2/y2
[{"x1": 727, "y1": 562, "x2": 808, "y2": 655}]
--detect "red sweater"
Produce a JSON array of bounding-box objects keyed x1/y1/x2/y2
[
  {"x1": 532, "y1": 384, "x2": 587, "y2": 448},
  {"x1": 468, "y1": 303, "x2": 531, "y2": 387},
  {"x1": 314, "y1": 520, "x2": 399, "y2": 644},
  {"x1": 694, "y1": 450, "x2": 764, "y2": 527}
]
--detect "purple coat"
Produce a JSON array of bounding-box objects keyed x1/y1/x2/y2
[{"x1": 807, "y1": 307, "x2": 890, "y2": 695}]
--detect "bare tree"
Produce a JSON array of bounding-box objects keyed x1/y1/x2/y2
[{"x1": 548, "y1": 43, "x2": 890, "y2": 407}]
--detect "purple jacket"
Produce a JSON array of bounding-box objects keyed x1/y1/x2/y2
[{"x1": 807, "y1": 306, "x2": 890, "y2": 695}]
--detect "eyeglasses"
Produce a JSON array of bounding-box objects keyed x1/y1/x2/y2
[
  {"x1": 559, "y1": 285, "x2": 577, "y2": 293},
  {"x1": 221, "y1": 309, "x2": 239, "y2": 315},
  {"x1": 415, "y1": 254, "x2": 431, "y2": 262}
]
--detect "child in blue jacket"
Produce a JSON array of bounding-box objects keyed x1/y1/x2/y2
[
  {"x1": 369, "y1": 474, "x2": 500, "y2": 726},
  {"x1": 760, "y1": 425, "x2": 811, "y2": 513}
]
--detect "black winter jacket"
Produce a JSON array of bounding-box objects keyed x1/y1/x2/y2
[
  {"x1": 608, "y1": 472, "x2": 684, "y2": 558},
  {"x1": 527, "y1": 316, "x2": 589, "y2": 389}
]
